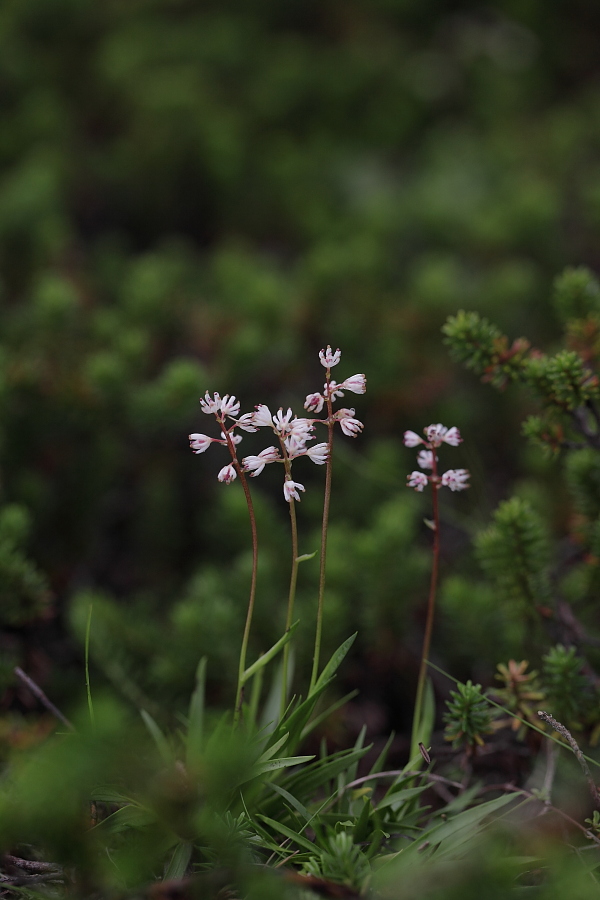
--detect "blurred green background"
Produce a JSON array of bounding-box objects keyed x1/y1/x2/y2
[{"x1": 1, "y1": 0, "x2": 599, "y2": 737}]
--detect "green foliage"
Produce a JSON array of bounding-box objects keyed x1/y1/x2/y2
[
  {"x1": 553, "y1": 266, "x2": 600, "y2": 324},
  {"x1": 443, "y1": 680, "x2": 496, "y2": 751},
  {"x1": 0, "y1": 503, "x2": 49, "y2": 626},
  {"x1": 475, "y1": 497, "x2": 551, "y2": 610},
  {"x1": 541, "y1": 644, "x2": 591, "y2": 727}
]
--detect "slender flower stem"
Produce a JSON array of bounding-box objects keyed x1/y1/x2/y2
[
  {"x1": 412, "y1": 453, "x2": 441, "y2": 752},
  {"x1": 220, "y1": 423, "x2": 259, "y2": 726},
  {"x1": 281, "y1": 447, "x2": 299, "y2": 720},
  {"x1": 310, "y1": 370, "x2": 334, "y2": 692}
]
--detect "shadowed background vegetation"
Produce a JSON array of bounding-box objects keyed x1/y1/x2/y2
[{"x1": 2, "y1": 0, "x2": 600, "y2": 743}]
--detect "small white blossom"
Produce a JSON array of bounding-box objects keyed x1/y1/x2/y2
[
  {"x1": 253, "y1": 404, "x2": 274, "y2": 427},
  {"x1": 283, "y1": 479, "x2": 305, "y2": 502},
  {"x1": 273, "y1": 408, "x2": 294, "y2": 435},
  {"x1": 304, "y1": 392, "x2": 325, "y2": 413},
  {"x1": 403, "y1": 430, "x2": 424, "y2": 448},
  {"x1": 319, "y1": 346, "x2": 341, "y2": 368},
  {"x1": 217, "y1": 464, "x2": 237, "y2": 484},
  {"x1": 219, "y1": 394, "x2": 240, "y2": 417},
  {"x1": 338, "y1": 416, "x2": 363, "y2": 437},
  {"x1": 417, "y1": 449, "x2": 434, "y2": 470},
  {"x1": 441, "y1": 469, "x2": 470, "y2": 491},
  {"x1": 189, "y1": 433, "x2": 213, "y2": 454},
  {"x1": 425, "y1": 424, "x2": 462, "y2": 447},
  {"x1": 221, "y1": 431, "x2": 242, "y2": 446},
  {"x1": 242, "y1": 447, "x2": 280, "y2": 476},
  {"x1": 306, "y1": 442, "x2": 329, "y2": 465},
  {"x1": 285, "y1": 432, "x2": 310, "y2": 456},
  {"x1": 407, "y1": 471, "x2": 429, "y2": 492},
  {"x1": 324, "y1": 380, "x2": 344, "y2": 401},
  {"x1": 341, "y1": 374, "x2": 366, "y2": 394},
  {"x1": 200, "y1": 391, "x2": 222, "y2": 415},
  {"x1": 235, "y1": 413, "x2": 258, "y2": 432}
]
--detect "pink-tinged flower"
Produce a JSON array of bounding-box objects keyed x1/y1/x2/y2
[
  {"x1": 407, "y1": 471, "x2": 429, "y2": 492},
  {"x1": 219, "y1": 394, "x2": 240, "y2": 417},
  {"x1": 285, "y1": 432, "x2": 310, "y2": 456},
  {"x1": 221, "y1": 430, "x2": 242, "y2": 446},
  {"x1": 304, "y1": 392, "x2": 325, "y2": 413},
  {"x1": 235, "y1": 413, "x2": 258, "y2": 432},
  {"x1": 339, "y1": 415, "x2": 363, "y2": 437},
  {"x1": 200, "y1": 391, "x2": 222, "y2": 415},
  {"x1": 403, "y1": 430, "x2": 424, "y2": 448},
  {"x1": 253, "y1": 404, "x2": 274, "y2": 427},
  {"x1": 417, "y1": 449, "x2": 434, "y2": 470},
  {"x1": 189, "y1": 433, "x2": 213, "y2": 454},
  {"x1": 324, "y1": 380, "x2": 344, "y2": 401},
  {"x1": 242, "y1": 446, "x2": 280, "y2": 476},
  {"x1": 425, "y1": 424, "x2": 462, "y2": 447},
  {"x1": 443, "y1": 426, "x2": 462, "y2": 446},
  {"x1": 283, "y1": 479, "x2": 305, "y2": 502},
  {"x1": 441, "y1": 469, "x2": 470, "y2": 491},
  {"x1": 319, "y1": 346, "x2": 341, "y2": 368},
  {"x1": 290, "y1": 416, "x2": 313, "y2": 437},
  {"x1": 217, "y1": 464, "x2": 237, "y2": 484},
  {"x1": 273, "y1": 408, "x2": 294, "y2": 435},
  {"x1": 341, "y1": 374, "x2": 366, "y2": 394},
  {"x1": 306, "y1": 442, "x2": 329, "y2": 465}
]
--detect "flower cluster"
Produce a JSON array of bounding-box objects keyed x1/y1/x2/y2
[
  {"x1": 188, "y1": 346, "x2": 366, "y2": 503},
  {"x1": 404, "y1": 424, "x2": 470, "y2": 492}
]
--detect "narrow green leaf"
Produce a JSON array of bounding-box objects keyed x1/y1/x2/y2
[
  {"x1": 257, "y1": 732, "x2": 290, "y2": 765},
  {"x1": 141, "y1": 709, "x2": 172, "y2": 765},
  {"x1": 268, "y1": 783, "x2": 311, "y2": 822},
  {"x1": 186, "y1": 657, "x2": 207, "y2": 766},
  {"x1": 242, "y1": 622, "x2": 299, "y2": 684},
  {"x1": 252, "y1": 755, "x2": 314, "y2": 778},
  {"x1": 164, "y1": 842, "x2": 193, "y2": 880},
  {"x1": 296, "y1": 551, "x2": 317, "y2": 563},
  {"x1": 301, "y1": 690, "x2": 359, "y2": 740},
  {"x1": 370, "y1": 731, "x2": 395, "y2": 777},
  {"x1": 258, "y1": 815, "x2": 316, "y2": 853},
  {"x1": 313, "y1": 633, "x2": 357, "y2": 694},
  {"x1": 94, "y1": 804, "x2": 157, "y2": 833},
  {"x1": 376, "y1": 784, "x2": 430, "y2": 811}
]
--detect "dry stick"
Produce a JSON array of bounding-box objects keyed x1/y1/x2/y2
[
  {"x1": 538, "y1": 710, "x2": 600, "y2": 809},
  {"x1": 14, "y1": 667, "x2": 74, "y2": 731},
  {"x1": 310, "y1": 371, "x2": 335, "y2": 692},
  {"x1": 412, "y1": 464, "x2": 441, "y2": 753}
]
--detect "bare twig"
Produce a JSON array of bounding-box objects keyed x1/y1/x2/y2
[
  {"x1": 13, "y1": 667, "x2": 74, "y2": 731},
  {"x1": 538, "y1": 710, "x2": 600, "y2": 809},
  {"x1": 3, "y1": 855, "x2": 62, "y2": 874}
]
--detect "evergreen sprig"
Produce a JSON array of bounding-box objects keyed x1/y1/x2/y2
[
  {"x1": 443, "y1": 680, "x2": 495, "y2": 751},
  {"x1": 475, "y1": 497, "x2": 551, "y2": 610}
]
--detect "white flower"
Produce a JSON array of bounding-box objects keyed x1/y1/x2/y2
[
  {"x1": 200, "y1": 391, "x2": 221, "y2": 415},
  {"x1": 417, "y1": 449, "x2": 434, "y2": 470},
  {"x1": 425, "y1": 424, "x2": 462, "y2": 447},
  {"x1": 304, "y1": 392, "x2": 325, "y2": 413},
  {"x1": 341, "y1": 374, "x2": 366, "y2": 394},
  {"x1": 285, "y1": 433, "x2": 309, "y2": 456},
  {"x1": 235, "y1": 413, "x2": 258, "y2": 432},
  {"x1": 273, "y1": 408, "x2": 294, "y2": 435},
  {"x1": 407, "y1": 471, "x2": 429, "y2": 492},
  {"x1": 253, "y1": 404, "x2": 274, "y2": 427},
  {"x1": 443, "y1": 426, "x2": 462, "y2": 446},
  {"x1": 319, "y1": 346, "x2": 341, "y2": 368},
  {"x1": 324, "y1": 380, "x2": 344, "y2": 401},
  {"x1": 242, "y1": 447, "x2": 280, "y2": 476},
  {"x1": 283, "y1": 479, "x2": 305, "y2": 502},
  {"x1": 441, "y1": 469, "x2": 470, "y2": 491},
  {"x1": 403, "y1": 430, "x2": 423, "y2": 448},
  {"x1": 339, "y1": 416, "x2": 363, "y2": 437},
  {"x1": 189, "y1": 433, "x2": 213, "y2": 454},
  {"x1": 217, "y1": 464, "x2": 237, "y2": 484},
  {"x1": 306, "y1": 442, "x2": 329, "y2": 465},
  {"x1": 221, "y1": 431, "x2": 242, "y2": 446},
  {"x1": 219, "y1": 394, "x2": 240, "y2": 417}
]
